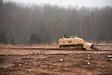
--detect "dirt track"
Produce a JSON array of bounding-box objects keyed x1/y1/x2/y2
[{"x1": 0, "y1": 44, "x2": 112, "y2": 75}]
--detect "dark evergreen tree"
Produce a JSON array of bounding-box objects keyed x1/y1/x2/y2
[
  {"x1": 0, "y1": 32, "x2": 7, "y2": 44},
  {"x1": 30, "y1": 32, "x2": 42, "y2": 44}
]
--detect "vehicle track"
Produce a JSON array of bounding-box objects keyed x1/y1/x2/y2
[
  {"x1": 0, "y1": 49, "x2": 111, "y2": 55},
  {"x1": 0, "y1": 44, "x2": 111, "y2": 55},
  {"x1": 4, "y1": 47, "x2": 112, "y2": 51}
]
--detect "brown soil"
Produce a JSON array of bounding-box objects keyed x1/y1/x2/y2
[{"x1": 0, "y1": 44, "x2": 112, "y2": 75}]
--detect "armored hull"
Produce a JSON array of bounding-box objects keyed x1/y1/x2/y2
[{"x1": 58, "y1": 36, "x2": 93, "y2": 50}]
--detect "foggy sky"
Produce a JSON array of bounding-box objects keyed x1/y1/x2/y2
[{"x1": 9, "y1": 0, "x2": 112, "y2": 8}]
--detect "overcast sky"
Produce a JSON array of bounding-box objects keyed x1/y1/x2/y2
[{"x1": 9, "y1": 0, "x2": 112, "y2": 8}]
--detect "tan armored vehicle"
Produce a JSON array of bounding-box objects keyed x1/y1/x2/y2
[{"x1": 58, "y1": 36, "x2": 94, "y2": 50}]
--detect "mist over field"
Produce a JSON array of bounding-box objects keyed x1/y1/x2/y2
[
  {"x1": 0, "y1": 1, "x2": 112, "y2": 75},
  {"x1": 0, "y1": 0, "x2": 112, "y2": 44}
]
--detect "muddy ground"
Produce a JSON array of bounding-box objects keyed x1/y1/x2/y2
[{"x1": 0, "y1": 44, "x2": 112, "y2": 75}]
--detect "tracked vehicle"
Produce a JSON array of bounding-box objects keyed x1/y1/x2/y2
[{"x1": 58, "y1": 36, "x2": 94, "y2": 50}]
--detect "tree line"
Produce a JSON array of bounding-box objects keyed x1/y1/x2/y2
[{"x1": 0, "y1": 1, "x2": 112, "y2": 44}]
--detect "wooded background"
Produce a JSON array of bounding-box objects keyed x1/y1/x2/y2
[{"x1": 0, "y1": 1, "x2": 112, "y2": 44}]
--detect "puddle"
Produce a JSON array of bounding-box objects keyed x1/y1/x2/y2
[{"x1": 0, "y1": 63, "x2": 15, "y2": 68}]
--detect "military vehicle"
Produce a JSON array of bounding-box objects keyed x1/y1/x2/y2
[{"x1": 58, "y1": 36, "x2": 94, "y2": 50}]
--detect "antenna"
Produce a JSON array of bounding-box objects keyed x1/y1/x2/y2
[{"x1": 62, "y1": 34, "x2": 64, "y2": 38}]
